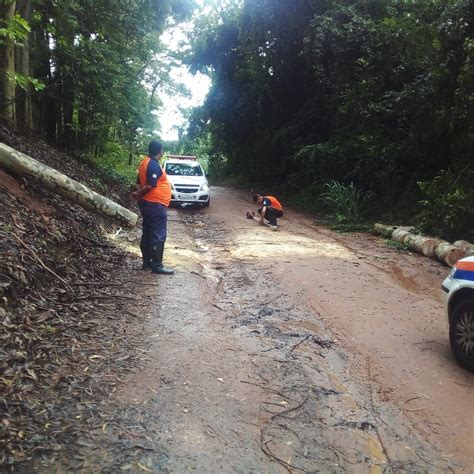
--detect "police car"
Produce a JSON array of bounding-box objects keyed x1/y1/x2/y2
[
  {"x1": 164, "y1": 155, "x2": 210, "y2": 207},
  {"x1": 442, "y1": 256, "x2": 474, "y2": 371}
]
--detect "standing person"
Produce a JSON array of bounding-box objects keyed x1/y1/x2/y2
[
  {"x1": 132, "y1": 140, "x2": 174, "y2": 275},
  {"x1": 253, "y1": 193, "x2": 284, "y2": 227}
]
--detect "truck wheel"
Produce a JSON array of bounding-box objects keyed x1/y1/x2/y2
[
  {"x1": 203, "y1": 198, "x2": 210, "y2": 208},
  {"x1": 449, "y1": 299, "x2": 474, "y2": 372}
]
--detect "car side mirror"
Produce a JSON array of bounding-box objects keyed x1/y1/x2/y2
[{"x1": 205, "y1": 173, "x2": 210, "y2": 178}]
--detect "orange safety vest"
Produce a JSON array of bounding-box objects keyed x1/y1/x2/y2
[
  {"x1": 264, "y1": 195, "x2": 283, "y2": 212},
  {"x1": 138, "y1": 157, "x2": 171, "y2": 206}
]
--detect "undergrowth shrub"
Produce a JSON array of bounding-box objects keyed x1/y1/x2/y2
[{"x1": 417, "y1": 169, "x2": 474, "y2": 241}]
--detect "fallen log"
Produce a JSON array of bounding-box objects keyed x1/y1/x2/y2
[
  {"x1": 434, "y1": 242, "x2": 466, "y2": 267},
  {"x1": 403, "y1": 233, "x2": 443, "y2": 258},
  {"x1": 372, "y1": 223, "x2": 397, "y2": 237},
  {"x1": 373, "y1": 223, "x2": 465, "y2": 267},
  {"x1": 391, "y1": 228, "x2": 411, "y2": 243},
  {"x1": 373, "y1": 224, "x2": 415, "y2": 237},
  {"x1": 453, "y1": 240, "x2": 474, "y2": 256},
  {"x1": 0, "y1": 142, "x2": 137, "y2": 227}
]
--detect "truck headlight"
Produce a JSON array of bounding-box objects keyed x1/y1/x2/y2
[{"x1": 200, "y1": 184, "x2": 209, "y2": 192}]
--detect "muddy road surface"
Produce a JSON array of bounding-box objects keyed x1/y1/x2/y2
[{"x1": 82, "y1": 186, "x2": 473, "y2": 472}]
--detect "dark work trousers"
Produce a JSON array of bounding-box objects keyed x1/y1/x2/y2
[
  {"x1": 138, "y1": 200, "x2": 168, "y2": 260},
  {"x1": 258, "y1": 207, "x2": 284, "y2": 226}
]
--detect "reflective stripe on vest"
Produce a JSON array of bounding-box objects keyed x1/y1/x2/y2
[
  {"x1": 138, "y1": 157, "x2": 171, "y2": 206},
  {"x1": 265, "y1": 195, "x2": 283, "y2": 211}
]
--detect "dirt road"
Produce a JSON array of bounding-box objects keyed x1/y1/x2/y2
[{"x1": 86, "y1": 186, "x2": 474, "y2": 472}]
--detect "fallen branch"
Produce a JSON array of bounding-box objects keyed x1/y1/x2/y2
[
  {"x1": 260, "y1": 430, "x2": 305, "y2": 473},
  {"x1": 72, "y1": 294, "x2": 137, "y2": 301},
  {"x1": 240, "y1": 380, "x2": 298, "y2": 402},
  {"x1": 289, "y1": 335, "x2": 310, "y2": 353},
  {"x1": 72, "y1": 280, "x2": 160, "y2": 287},
  {"x1": 8, "y1": 232, "x2": 69, "y2": 286},
  {"x1": 271, "y1": 395, "x2": 309, "y2": 421},
  {"x1": 77, "y1": 234, "x2": 113, "y2": 248}
]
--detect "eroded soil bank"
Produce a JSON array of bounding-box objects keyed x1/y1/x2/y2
[{"x1": 52, "y1": 186, "x2": 474, "y2": 472}]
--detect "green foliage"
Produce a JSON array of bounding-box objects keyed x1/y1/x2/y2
[
  {"x1": 8, "y1": 72, "x2": 45, "y2": 91},
  {"x1": 0, "y1": 13, "x2": 30, "y2": 43},
  {"x1": 88, "y1": 142, "x2": 141, "y2": 185},
  {"x1": 284, "y1": 184, "x2": 325, "y2": 215},
  {"x1": 384, "y1": 239, "x2": 410, "y2": 252},
  {"x1": 187, "y1": 0, "x2": 473, "y2": 237},
  {"x1": 319, "y1": 180, "x2": 373, "y2": 223},
  {"x1": 417, "y1": 169, "x2": 474, "y2": 241},
  {"x1": 9, "y1": 0, "x2": 196, "y2": 156}
]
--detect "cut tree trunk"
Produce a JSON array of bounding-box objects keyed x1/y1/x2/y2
[
  {"x1": 373, "y1": 223, "x2": 466, "y2": 266},
  {"x1": 372, "y1": 223, "x2": 397, "y2": 237},
  {"x1": 391, "y1": 228, "x2": 411, "y2": 244},
  {"x1": 403, "y1": 234, "x2": 443, "y2": 258},
  {"x1": 453, "y1": 240, "x2": 474, "y2": 256},
  {"x1": 434, "y1": 242, "x2": 466, "y2": 267},
  {"x1": 0, "y1": 142, "x2": 137, "y2": 227}
]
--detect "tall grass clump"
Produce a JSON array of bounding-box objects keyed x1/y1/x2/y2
[{"x1": 319, "y1": 180, "x2": 373, "y2": 223}]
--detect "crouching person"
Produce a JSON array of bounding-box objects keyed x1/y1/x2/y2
[
  {"x1": 132, "y1": 140, "x2": 174, "y2": 275},
  {"x1": 253, "y1": 193, "x2": 284, "y2": 227}
]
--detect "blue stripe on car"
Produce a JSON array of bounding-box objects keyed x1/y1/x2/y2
[{"x1": 453, "y1": 269, "x2": 474, "y2": 281}]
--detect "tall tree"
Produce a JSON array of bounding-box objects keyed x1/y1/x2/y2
[{"x1": 0, "y1": 0, "x2": 17, "y2": 124}]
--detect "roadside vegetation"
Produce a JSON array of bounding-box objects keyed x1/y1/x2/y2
[
  {"x1": 185, "y1": 0, "x2": 473, "y2": 240},
  {"x1": 1, "y1": 0, "x2": 472, "y2": 239}
]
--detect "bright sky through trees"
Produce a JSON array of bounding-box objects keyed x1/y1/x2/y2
[{"x1": 158, "y1": 21, "x2": 211, "y2": 141}]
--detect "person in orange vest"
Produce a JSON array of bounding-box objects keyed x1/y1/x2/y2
[
  {"x1": 131, "y1": 140, "x2": 174, "y2": 275},
  {"x1": 253, "y1": 193, "x2": 284, "y2": 227}
]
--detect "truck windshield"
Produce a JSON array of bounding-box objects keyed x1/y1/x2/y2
[{"x1": 165, "y1": 163, "x2": 203, "y2": 176}]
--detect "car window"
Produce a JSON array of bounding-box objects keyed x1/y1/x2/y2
[{"x1": 165, "y1": 162, "x2": 203, "y2": 176}]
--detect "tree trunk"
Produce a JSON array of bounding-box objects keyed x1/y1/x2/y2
[
  {"x1": 453, "y1": 240, "x2": 474, "y2": 256},
  {"x1": 434, "y1": 242, "x2": 466, "y2": 268},
  {"x1": 374, "y1": 224, "x2": 466, "y2": 266},
  {"x1": 391, "y1": 228, "x2": 411, "y2": 243},
  {"x1": 402, "y1": 233, "x2": 443, "y2": 258},
  {"x1": 15, "y1": 0, "x2": 32, "y2": 130},
  {"x1": 0, "y1": 142, "x2": 137, "y2": 227},
  {"x1": 372, "y1": 223, "x2": 397, "y2": 237},
  {"x1": 62, "y1": 76, "x2": 74, "y2": 148},
  {"x1": 1, "y1": 0, "x2": 17, "y2": 125}
]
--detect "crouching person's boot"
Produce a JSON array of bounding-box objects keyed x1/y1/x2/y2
[{"x1": 151, "y1": 241, "x2": 174, "y2": 275}]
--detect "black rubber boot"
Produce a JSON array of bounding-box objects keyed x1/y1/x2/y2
[
  {"x1": 139, "y1": 239, "x2": 153, "y2": 270},
  {"x1": 140, "y1": 260, "x2": 153, "y2": 271},
  {"x1": 151, "y1": 242, "x2": 174, "y2": 275}
]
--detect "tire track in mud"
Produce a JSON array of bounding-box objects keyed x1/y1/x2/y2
[
  {"x1": 71, "y1": 206, "x2": 456, "y2": 472},
  {"x1": 171, "y1": 209, "x2": 454, "y2": 472}
]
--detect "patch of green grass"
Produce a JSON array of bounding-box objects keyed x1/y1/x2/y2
[{"x1": 383, "y1": 238, "x2": 410, "y2": 251}]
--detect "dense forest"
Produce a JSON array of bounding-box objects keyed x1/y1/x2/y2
[
  {"x1": 1, "y1": 0, "x2": 473, "y2": 238},
  {"x1": 188, "y1": 0, "x2": 473, "y2": 239},
  {"x1": 0, "y1": 0, "x2": 193, "y2": 160}
]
